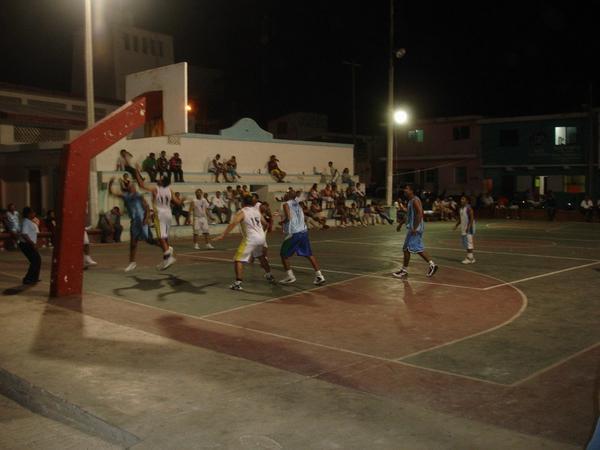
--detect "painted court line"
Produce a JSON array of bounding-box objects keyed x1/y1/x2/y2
[
  {"x1": 482, "y1": 261, "x2": 600, "y2": 290},
  {"x1": 509, "y1": 342, "x2": 600, "y2": 387},
  {"x1": 319, "y1": 239, "x2": 600, "y2": 262},
  {"x1": 397, "y1": 286, "x2": 529, "y2": 361},
  {"x1": 177, "y1": 252, "x2": 484, "y2": 292}
]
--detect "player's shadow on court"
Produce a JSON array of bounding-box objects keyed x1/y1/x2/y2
[
  {"x1": 2, "y1": 284, "x2": 34, "y2": 295},
  {"x1": 113, "y1": 274, "x2": 218, "y2": 302}
]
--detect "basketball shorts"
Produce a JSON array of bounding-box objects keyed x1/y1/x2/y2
[
  {"x1": 234, "y1": 237, "x2": 267, "y2": 263},
  {"x1": 193, "y1": 217, "x2": 210, "y2": 235},
  {"x1": 403, "y1": 230, "x2": 424, "y2": 253},
  {"x1": 154, "y1": 208, "x2": 172, "y2": 240},
  {"x1": 462, "y1": 234, "x2": 474, "y2": 250},
  {"x1": 280, "y1": 231, "x2": 312, "y2": 258}
]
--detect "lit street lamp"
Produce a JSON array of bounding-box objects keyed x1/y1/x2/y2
[{"x1": 394, "y1": 109, "x2": 408, "y2": 125}]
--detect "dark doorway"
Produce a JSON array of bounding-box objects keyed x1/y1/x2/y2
[{"x1": 28, "y1": 169, "x2": 42, "y2": 212}]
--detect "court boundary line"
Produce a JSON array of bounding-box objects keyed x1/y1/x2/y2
[
  {"x1": 482, "y1": 261, "x2": 600, "y2": 290},
  {"x1": 509, "y1": 342, "x2": 600, "y2": 387},
  {"x1": 397, "y1": 286, "x2": 528, "y2": 362},
  {"x1": 317, "y1": 239, "x2": 600, "y2": 262}
]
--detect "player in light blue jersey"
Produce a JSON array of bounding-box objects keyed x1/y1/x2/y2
[
  {"x1": 393, "y1": 184, "x2": 438, "y2": 279},
  {"x1": 279, "y1": 190, "x2": 325, "y2": 285}
]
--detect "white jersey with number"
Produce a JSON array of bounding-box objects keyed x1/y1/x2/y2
[
  {"x1": 234, "y1": 206, "x2": 266, "y2": 262},
  {"x1": 155, "y1": 186, "x2": 172, "y2": 211}
]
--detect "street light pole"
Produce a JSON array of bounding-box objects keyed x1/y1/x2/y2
[
  {"x1": 385, "y1": 0, "x2": 395, "y2": 206},
  {"x1": 84, "y1": 0, "x2": 99, "y2": 225}
]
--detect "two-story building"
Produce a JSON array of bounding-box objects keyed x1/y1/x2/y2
[
  {"x1": 480, "y1": 112, "x2": 596, "y2": 204},
  {"x1": 394, "y1": 116, "x2": 483, "y2": 196}
]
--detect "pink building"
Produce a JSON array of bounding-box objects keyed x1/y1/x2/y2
[{"x1": 394, "y1": 115, "x2": 483, "y2": 195}]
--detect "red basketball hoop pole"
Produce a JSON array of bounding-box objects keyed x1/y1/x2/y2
[{"x1": 50, "y1": 95, "x2": 157, "y2": 297}]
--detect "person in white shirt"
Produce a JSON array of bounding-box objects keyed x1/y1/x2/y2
[
  {"x1": 211, "y1": 191, "x2": 231, "y2": 223},
  {"x1": 5, "y1": 203, "x2": 20, "y2": 249},
  {"x1": 18, "y1": 207, "x2": 41, "y2": 285},
  {"x1": 327, "y1": 161, "x2": 340, "y2": 184},
  {"x1": 212, "y1": 195, "x2": 275, "y2": 291},
  {"x1": 580, "y1": 196, "x2": 594, "y2": 222},
  {"x1": 454, "y1": 196, "x2": 476, "y2": 264},
  {"x1": 189, "y1": 189, "x2": 214, "y2": 250}
]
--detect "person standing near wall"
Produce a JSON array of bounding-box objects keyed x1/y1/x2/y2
[{"x1": 18, "y1": 207, "x2": 41, "y2": 285}]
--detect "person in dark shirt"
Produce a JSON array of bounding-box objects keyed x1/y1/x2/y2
[
  {"x1": 169, "y1": 153, "x2": 184, "y2": 182},
  {"x1": 142, "y1": 153, "x2": 157, "y2": 182},
  {"x1": 157, "y1": 151, "x2": 170, "y2": 180},
  {"x1": 267, "y1": 155, "x2": 286, "y2": 182}
]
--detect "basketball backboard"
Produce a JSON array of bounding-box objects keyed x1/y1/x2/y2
[{"x1": 125, "y1": 62, "x2": 188, "y2": 136}]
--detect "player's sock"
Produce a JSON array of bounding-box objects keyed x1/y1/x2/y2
[
  {"x1": 315, "y1": 270, "x2": 323, "y2": 278},
  {"x1": 287, "y1": 269, "x2": 294, "y2": 278}
]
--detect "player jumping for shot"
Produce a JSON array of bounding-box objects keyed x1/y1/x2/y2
[
  {"x1": 212, "y1": 195, "x2": 275, "y2": 290},
  {"x1": 108, "y1": 177, "x2": 156, "y2": 271},
  {"x1": 135, "y1": 168, "x2": 181, "y2": 270},
  {"x1": 393, "y1": 184, "x2": 438, "y2": 279}
]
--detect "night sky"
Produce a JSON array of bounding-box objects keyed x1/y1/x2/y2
[{"x1": 1, "y1": 0, "x2": 598, "y2": 133}]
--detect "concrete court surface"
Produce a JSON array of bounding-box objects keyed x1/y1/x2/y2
[{"x1": 0, "y1": 219, "x2": 598, "y2": 449}]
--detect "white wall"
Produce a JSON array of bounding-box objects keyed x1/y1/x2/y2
[{"x1": 97, "y1": 135, "x2": 354, "y2": 175}]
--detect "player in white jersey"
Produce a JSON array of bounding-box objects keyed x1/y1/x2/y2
[
  {"x1": 189, "y1": 189, "x2": 214, "y2": 250},
  {"x1": 212, "y1": 195, "x2": 275, "y2": 290},
  {"x1": 136, "y1": 169, "x2": 182, "y2": 270},
  {"x1": 454, "y1": 195, "x2": 476, "y2": 264},
  {"x1": 279, "y1": 190, "x2": 325, "y2": 285}
]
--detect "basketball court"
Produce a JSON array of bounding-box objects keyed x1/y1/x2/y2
[{"x1": 1, "y1": 219, "x2": 598, "y2": 447}]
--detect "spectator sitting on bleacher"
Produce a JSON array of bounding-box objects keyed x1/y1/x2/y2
[
  {"x1": 580, "y1": 195, "x2": 594, "y2": 222},
  {"x1": 321, "y1": 183, "x2": 334, "y2": 209},
  {"x1": 98, "y1": 206, "x2": 123, "y2": 242},
  {"x1": 309, "y1": 200, "x2": 329, "y2": 229},
  {"x1": 348, "y1": 203, "x2": 363, "y2": 227},
  {"x1": 354, "y1": 183, "x2": 366, "y2": 207},
  {"x1": 327, "y1": 161, "x2": 340, "y2": 184},
  {"x1": 309, "y1": 183, "x2": 320, "y2": 203},
  {"x1": 225, "y1": 156, "x2": 241, "y2": 182},
  {"x1": 301, "y1": 201, "x2": 323, "y2": 230},
  {"x1": 171, "y1": 192, "x2": 190, "y2": 226},
  {"x1": 169, "y1": 153, "x2": 184, "y2": 183},
  {"x1": 208, "y1": 154, "x2": 225, "y2": 183},
  {"x1": 157, "y1": 151, "x2": 169, "y2": 179},
  {"x1": 433, "y1": 197, "x2": 445, "y2": 220},
  {"x1": 268, "y1": 155, "x2": 286, "y2": 182},
  {"x1": 341, "y1": 168, "x2": 354, "y2": 187},
  {"x1": 211, "y1": 191, "x2": 231, "y2": 224},
  {"x1": 363, "y1": 203, "x2": 377, "y2": 225},
  {"x1": 374, "y1": 202, "x2": 394, "y2": 225},
  {"x1": 142, "y1": 152, "x2": 157, "y2": 182},
  {"x1": 395, "y1": 199, "x2": 408, "y2": 231}
]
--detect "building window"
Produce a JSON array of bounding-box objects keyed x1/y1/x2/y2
[
  {"x1": 455, "y1": 166, "x2": 467, "y2": 184},
  {"x1": 123, "y1": 33, "x2": 130, "y2": 50},
  {"x1": 499, "y1": 129, "x2": 519, "y2": 146},
  {"x1": 407, "y1": 129, "x2": 424, "y2": 143},
  {"x1": 398, "y1": 169, "x2": 415, "y2": 184},
  {"x1": 142, "y1": 37, "x2": 148, "y2": 54},
  {"x1": 453, "y1": 126, "x2": 470, "y2": 140},
  {"x1": 564, "y1": 175, "x2": 585, "y2": 193},
  {"x1": 425, "y1": 168, "x2": 438, "y2": 184},
  {"x1": 150, "y1": 39, "x2": 156, "y2": 55},
  {"x1": 554, "y1": 126, "x2": 577, "y2": 145},
  {"x1": 133, "y1": 35, "x2": 139, "y2": 52},
  {"x1": 158, "y1": 41, "x2": 164, "y2": 57}
]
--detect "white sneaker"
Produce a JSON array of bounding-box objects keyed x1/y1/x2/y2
[
  {"x1": 84, "y1": 256, "x2": 97, "y2": 267},
  {"x1": 313, "y1": 275, "x2": 326, "y2": 285},
  {"x1": 279, "y1": 275, "x2": 297, "y2": 284},
  {"x1": 392, "y1": 269, "x2": 408, "y2": 279},
  {"x1": 161, "y1": 255, "x2": 176, "y2": 270},
  {"x1": 205, "y1": 243, "x2": 215, "y2": 249},
  {"x1": 194, "y1": 243, "x2": 201, "y2": 250},
  {"x1": 124, "y1": 262, "x2": 137, "y2": 272},
  {"x1": 230, "y1": 281, "x2": 243, "y2": 291},
  {"x1": 461, "y1": 258, "x2": 475, "y2": 264}
]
